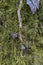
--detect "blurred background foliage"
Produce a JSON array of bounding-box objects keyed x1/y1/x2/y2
[{"x1": 0, "y1": 0, "x2": 43, "y2": 65}]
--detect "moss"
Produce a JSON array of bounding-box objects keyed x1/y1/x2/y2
[{"x1": 0, "y1": 0, "x2": 43, "y2": 65}]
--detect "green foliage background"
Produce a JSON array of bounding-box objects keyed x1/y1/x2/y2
[{"x1": 0, "y1": 0, "x2": 43, "y2": 65}]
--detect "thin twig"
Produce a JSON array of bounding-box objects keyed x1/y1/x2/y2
[{"x1": 17, "y1": 0, "x2": 23, "y2": 43}]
